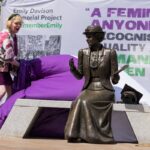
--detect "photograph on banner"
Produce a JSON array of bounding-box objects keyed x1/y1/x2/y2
[{"x1": 17, "y1": 35, "x2": 61, "y2": 59}]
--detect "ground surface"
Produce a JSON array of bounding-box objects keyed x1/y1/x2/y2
[{"x1": 0, "y1": 137, "x2": 150, "y2": 150}]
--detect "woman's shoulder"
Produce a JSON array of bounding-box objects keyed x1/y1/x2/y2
[
  {"x1": 0, "y1": 29, "x2": 11, "y2": 47},
  {"x1": 0, "y1": 29, "x2": 10, "y2": 34},
  {"x1": 103, "y1": 47, "x2": 117, "y2": 54},
  {"x1": 78, "y1": 48, "x2": 90, "y2": 56},
  {"x1": 0, "y1": 29, "x2": 10, "y2": 40}
]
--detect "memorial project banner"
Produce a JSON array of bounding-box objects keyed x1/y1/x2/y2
[{"x1": 0, "y1": 0, "x2": 150, "y2": 92}]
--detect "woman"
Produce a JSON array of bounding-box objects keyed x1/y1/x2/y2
[
  {"x1": 65, "y1": 25, "x2": 120, "y2": 144},
  {"x1": 0, "y1": 14, "x2": 22, "y2": 103}
]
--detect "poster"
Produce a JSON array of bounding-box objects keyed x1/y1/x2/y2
[{"x1": 0, "y1": 0, "x2": 150, "y2": 94}]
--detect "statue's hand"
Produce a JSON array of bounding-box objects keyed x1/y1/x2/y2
[
  {"x1": 69, "y1": 58, "x2": 76, "y2": 71},
  {"x1": 112, "y1": 74, "x2": 120, "y2": 84}
]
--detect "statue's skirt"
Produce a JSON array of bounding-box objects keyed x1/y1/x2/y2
[{"x1": 65, "y1": 88, "x2": 115, "y2": 144}]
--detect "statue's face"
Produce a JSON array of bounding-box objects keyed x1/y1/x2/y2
[{"x1": 86, "y1": 34, "x2": 99, "y2": 47}]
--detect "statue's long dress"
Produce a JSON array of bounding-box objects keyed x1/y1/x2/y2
[{"x1": 65, "y1": 51, "x2": 115, "y2": 144}]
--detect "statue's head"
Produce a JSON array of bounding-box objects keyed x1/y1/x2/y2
[
  {"x1": 83, "y1": 25, "x2": 105, "y2": 42},
  {"x1": 83, "y1": 25, "x2": 104, "y2": 34}
]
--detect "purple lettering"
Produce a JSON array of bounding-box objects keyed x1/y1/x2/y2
[
  {"x1": 115, "y1": 20, "x2": 124, "y2": 29},
  {"x1": 91, "y1": 8, "x2": 101, "y2": 17},
  {"x1": 92, "y1": 19, "x2": 101, "y2": 26},
  {"x1": 127, "y1": 8, "x2": 150, "y2": 18},
  {"x1": 126, "y1": 21, "x2": 137, "y2": 30},
  {"x1": 137, "y1": 21, "x2": 148, "y2": 30},
  {"x1": 107, "y1": 8, "x2": 117, "y2": 17},
  {"x1": 102, "y1": 20, "x2": 113, "y2": 29},
  {"x1": 118, "y1": 8, "x2": 126, "y2": 17},
  {"x1": 128, "y1": 8, "x2": 143, "y2": 17}
]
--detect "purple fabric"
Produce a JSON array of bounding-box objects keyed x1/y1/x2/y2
[
  {"x1": 0, "y1": 90, "x2": 25, "y2": 127},
  {"x1": 30, "y1": 55, "x2": 74, "y2": 78},
  {"x1": 13, "y1": 59, "x2": 35, "y2": 93},
  {"x1": 25, "y1": 71, "x2": 82, "y2": 100},
  {"x1": 25, "y1": 55, "x2": 83, "y2": 100},
  {"x1": 0, "y1": 72, "x2": 12, "y2": 85},
  {"x1": 0, "y1": 55, "x2": 84, "y2": 128}
]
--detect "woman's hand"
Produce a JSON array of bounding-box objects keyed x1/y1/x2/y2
[
  {"x1": 111, "y1": 74, "x2": 120, "y2": 84},
  {"x1": 9, "y1": 59, "x2": 20, "y2": 67}
]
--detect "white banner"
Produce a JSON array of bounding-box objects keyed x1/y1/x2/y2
[{"x1": 1, "y1": 0, "x2": 150, "y2": 93}]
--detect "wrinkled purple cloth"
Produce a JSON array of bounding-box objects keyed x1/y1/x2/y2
[
  {"x1": 0, "y1": 90, "x2": 25, "y2": 127},
  {"x1": 0, "y1": 55, "x2": 84, "y2": 129},
  {"x1": 12, "y1": 59, "x2": 36, "y2": 93}
]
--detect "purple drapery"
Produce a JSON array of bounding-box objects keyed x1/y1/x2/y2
[
  {"x1": 12, "y1": 59, "x2": 38, "y2": 93},
  {"x1": 0, "y1": 55, "x2": 83, "y2": 128}
]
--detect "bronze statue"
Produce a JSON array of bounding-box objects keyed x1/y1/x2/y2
[{"x1": 65, "y1": 25, "x2": 120, "y2": 144}]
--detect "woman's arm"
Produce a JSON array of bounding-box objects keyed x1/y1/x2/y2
[
  {"x1": 110, "y1": 49, "x2": 120, "y2": 84},
  {"x1": 69, "y1": 49, "x2": 83, "y2": 79},
  {"x1": 2, "y1": 37, "x2": 20, "y2": 67}
]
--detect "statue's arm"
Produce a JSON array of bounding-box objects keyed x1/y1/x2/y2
[
  {"x1": 110, "y1": 49, "x2": 120, "y2": 84},
  {"x1": 69, "y1": 49, "x2": 83, "y2": 79}
]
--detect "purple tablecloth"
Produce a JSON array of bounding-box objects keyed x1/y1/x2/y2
[{"x1": 0, "y1": 55, "x2": 84, "y2": 128}]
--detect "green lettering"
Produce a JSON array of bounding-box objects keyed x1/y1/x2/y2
[
  {"x1": 137, "y1": 55, "x2": 150, "y2": 64},
  {"x1": 127, "y1": 55, "x2": 137, "y2": 64},
  {"x1": 125, "y1": 67, "x2": 145, "y2": 76},
  {"x1": 117, "y1": 54, "x2": 126, "y2": 64},
  {"x1": 135, "y1": 67, "x2": 145, "y2": 76},
  {"x1": 126, "y1": 67, "x2": 135, "y2": 76},
  {"x1": 117, "y1": 54, "x2": 150, "y2": 65}
]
